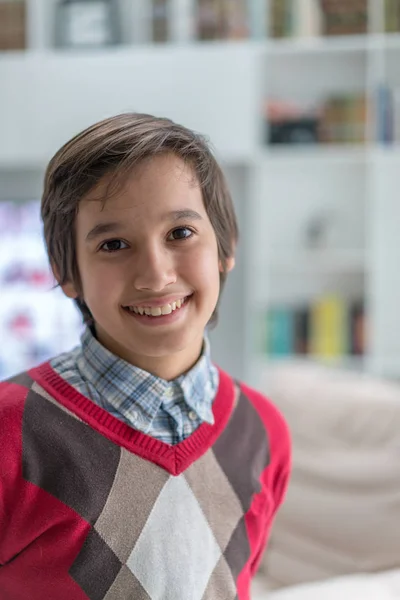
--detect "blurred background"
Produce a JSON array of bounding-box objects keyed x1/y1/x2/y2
[
  {"x1": 1, "y1": 0, "x2": 400, "y2": 388},
  {"x1": 3, "y1": 2, "x2": 400, "y2": 597}
]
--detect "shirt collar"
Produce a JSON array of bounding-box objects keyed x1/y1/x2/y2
[{"x1": 77, "y1": 327, "x2": 216, "y2": 427}]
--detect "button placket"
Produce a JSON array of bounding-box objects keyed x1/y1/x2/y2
[
  {"x1": 164, "y1": 387, "x2": 173, "y2": 398},
  {"x1": 188, "y1": 410, "x2": 197, "y2": 422}
]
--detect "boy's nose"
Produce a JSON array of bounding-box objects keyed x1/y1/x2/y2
[{"x1": 133, "y1": 247, "x2": 176, "y2": 291}]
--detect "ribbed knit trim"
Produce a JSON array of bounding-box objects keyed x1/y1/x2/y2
[{"x1": 28, "y1": 362, "x2": 235, "y2": 476}]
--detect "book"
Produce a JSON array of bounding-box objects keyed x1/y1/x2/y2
[
  {"x1": 349, "y1": 300, "x2": 365, "y2": 355},
  {"x1": 223, "y1": 0, "x2": 249, "y2": 39},
  {"x1": 385, "y1": 0, "x2": 400, "y2": 33},
  {"x1": 292, "y1": 0, "x2": 322, "y2": 37},
  {"x1": 294, "y1": 306, "x2": 310, "y2": 354},
  {"x1": 319, "y1": 94, "x2": 367, "y2": 144},
  {"x1": 152, "y1": 0, "x2": 170, "y2": 42},
  {"x1": 269, "y1": 0, "x2": 292, "y2": 38},
  {"x1": 266, "y1": 307, "x2": 295, "y2": 357},
  {"x1": 320, "y1": 0, "x2": 368, "y2": 36},
  {"x1": 376, "y1": 85, "x2": 394, "y2": 144},
  {"x1": 196, "y1": 0, "x2": 224, "y2": 40},
  {"x1": 310, "y1": 295, "x2": 348, "y2": 358},
  {"x1": 0, "y1": 0, "x2": 26, "y2": 50}
]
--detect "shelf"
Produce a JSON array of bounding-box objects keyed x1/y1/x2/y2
[
  {"x1": 260, "y1": 145, "x2": 369, "y2": 164},
  {"x1": 265, "y1": 33, "x2": 400, "y2": 57},
  {"x1": 4, "y1": 31, "x2": 400, "y2": 62},
  {"x1": 372, "y1": 145, "x2": 400, "y2": 161},
  {"x1": 381, "y1": 33, "x2": 400, "y2": 51},
  {"x1": 0, "y1": 33, "x2": 383, "y2": 60},
  {"x1": 266, "y1": 34, "x2": 370, "y2": 56},
  {"x1": 267, "y1": 249, "x2": 366, "y2": 274}
]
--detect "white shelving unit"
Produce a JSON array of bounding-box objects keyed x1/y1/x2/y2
[{"x1": 2, "y1": 0, "x2": 400, "y2": 385}]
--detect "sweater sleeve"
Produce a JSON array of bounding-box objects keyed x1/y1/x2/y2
[
  {"x1": 241, "y1": 383, "x2": 292, "y2": 577},
  {"x1": 0, "y1": 381, "x2": 29, "y2": 566}
]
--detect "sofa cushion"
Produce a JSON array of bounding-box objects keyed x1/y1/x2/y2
[
  {"x1": 254, "y1": 570, "x2": 400, "y2": 600},
  {"x1": 259, "y1": 362, "x2": 400, "y2": 589}
]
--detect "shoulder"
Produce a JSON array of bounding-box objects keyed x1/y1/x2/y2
[
  {"x1": 0, "y1": 371, "x2": 34, "y2": 443},
  {"x1": 239, "y1": 381, "x2": 290, "y2": 437},
  {"x1": 0, "y1": 370, "x2": 33, "y2": 404},
  {"x1": 238, "y1": 380, "x2": 291, "y2": 466},
  {"x1": 0, "y1": 357, "x2": 62, "y2": 417}
]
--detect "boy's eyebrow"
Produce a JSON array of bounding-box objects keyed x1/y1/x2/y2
[
  {"x1": 165, "y1": 209, "x2": 203, "y2": 222},
  {"x1": 85, "y1": 210, "x2": 203, "y2": 242},
  {"x1": 86, "y1": 222, "x2": 124, "y2": 242}
]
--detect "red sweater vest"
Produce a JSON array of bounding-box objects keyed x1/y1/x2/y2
[{"x1": 0, "y1": 363, "x2": 290, "y2": 600}]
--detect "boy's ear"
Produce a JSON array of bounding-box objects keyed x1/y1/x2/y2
[
  {"x1": 219, "y1": 256, "x2": 235, "y2": 273},
  {"x1": 51, "y1": 263, "x2": 79, "y2": 299},
  {"x1": 61, "y1": 281, "x2": 79, "y2": 299}
]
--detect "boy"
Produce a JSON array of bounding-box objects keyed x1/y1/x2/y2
[{"x1": 0, "y1": 113, "x2": 290, "y2": 600}]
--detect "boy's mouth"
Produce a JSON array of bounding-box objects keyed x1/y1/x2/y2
[{"x1": 122, "y1": 295, "x2": 191, "y2": 318}]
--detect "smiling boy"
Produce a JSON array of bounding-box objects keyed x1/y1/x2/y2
[{"x1": 0, "y1": 113, "x2": 290, "y2": 600}]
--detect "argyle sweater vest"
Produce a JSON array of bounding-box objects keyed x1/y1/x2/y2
[{"x1": 0, "y1": 362, "x2": 290, "y2": 600}]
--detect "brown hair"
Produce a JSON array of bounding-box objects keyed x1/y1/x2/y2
[{"x1": 41, "y1": 113, "x2": 238, "y2": 327}]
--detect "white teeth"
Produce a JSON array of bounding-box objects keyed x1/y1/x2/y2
[{"x1": 127, "y1": 296, "x2": 188, "y2": 317}]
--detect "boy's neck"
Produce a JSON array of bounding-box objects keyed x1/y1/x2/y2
[
  {"x1": 92, "y1": 325, "x2": 205, "y2": 381},
  {"x1": 127, "y1": 346, "x2": 204, "y2": 381}
]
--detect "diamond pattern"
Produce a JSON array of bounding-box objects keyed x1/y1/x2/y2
[
  {"x1": 22, "y1": 388, "x2": 121, "y2": 523},
  {"x1": 127, "y1": 475, "x2": 221, "y2": 600},
  {"x1": 95, "y1": 448, "x2": 169, "y2": 563},
  {"x1": 184, "y1": 448, "x2": 243, "y2": 552},
  {"x1": 69, "y1": 529, "x2": 122, "y2": 600},
  {"x1": 201, "y1": 555, "x2": 237, "y2": 600},
  {"x1": 103, "y1": 566, "x2": 151, "y2": 600}
]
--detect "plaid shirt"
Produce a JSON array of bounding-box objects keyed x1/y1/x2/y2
[{"x1": 50, "y1": 327, "x2": 219, "y2": 445}]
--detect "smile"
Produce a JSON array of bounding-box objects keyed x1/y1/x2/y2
[{"x1": 123, "y1": 295, "x2": 190, "y2": 318}]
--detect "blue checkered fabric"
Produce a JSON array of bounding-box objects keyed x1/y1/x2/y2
[{"x1": 50, "y1": 327, "x2": 219, "y2": 445}]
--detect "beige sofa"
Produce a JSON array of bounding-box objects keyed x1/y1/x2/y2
[{"x1": 251, "y1": 361, "x2": 400, "y2": 599}]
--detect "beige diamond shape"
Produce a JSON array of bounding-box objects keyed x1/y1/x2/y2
[
  {"x1": 184, "y1": 447, "x2": 243, "y2": 553},
  {"x1": 202, "y1": 554, "x2": 237, "y2": 600},
  {"x1": 104, "y1": 565, "x2": 151, "y2": 600},
  {"x1": 95, "y1": 447, "x2": 170, "y2": 563}
]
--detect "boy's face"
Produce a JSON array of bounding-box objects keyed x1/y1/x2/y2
[{"x1": 62, "y1": 153, "x2": 233, "y2": 380}]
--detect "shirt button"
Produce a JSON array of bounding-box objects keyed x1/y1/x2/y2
[
  {"x1": 188, "y1": 410, "x2": 197, "y2": 421},
  {"x1": 132, "y1": 410, "x2": 140, "y2": 422},
  {"x1": 164, "y1": 388, "x2": 173, "y2": 398}
]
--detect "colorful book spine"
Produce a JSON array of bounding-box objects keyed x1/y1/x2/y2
[
  {"x1": 310, "y1": 295, "x2": 348, "y2": 358},
  {"x1": 266, "y1": 307, "x2": 294, "y2": 356},
  {"x1": 320, "y1": 0, "x2": 368, "y2": 36},
  {"x1": 294, "y1": 306, "x2": 310, "y2": 354},
  {"x1": 376, "y1": 85, "x2": 394, "y2": 144},
  {"x1": 385, "y1": 0, "x2": 400, "y2": 33},
  {"x1": 349, "y1": 300, "x2": 365, "y2": 355},
  {"x1": 152, "y1": 0, "x2": 170, "y2": 42},
  {"x1": 292, "y1": 0, "x2": 322, "y2": 38},
  {"x1": 260, "y1": 297, "x2": 365, "y2": 361}
]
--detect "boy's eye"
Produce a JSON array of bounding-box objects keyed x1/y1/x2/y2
[
  {"x1": 100, "y1": 239, "x2": 128, "y2": 252},
  {"x1": 168, "y1": 227, "x2": 194, "y2": 241}
]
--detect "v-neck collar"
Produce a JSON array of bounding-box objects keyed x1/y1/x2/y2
[{"x1": 29, "y1": 362, "x2": 236, "y2": 476}]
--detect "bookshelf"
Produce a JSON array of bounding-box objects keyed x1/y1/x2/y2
[{"x1": 2, "y1": 0, "x2": 400, "y2": 386}]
